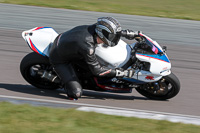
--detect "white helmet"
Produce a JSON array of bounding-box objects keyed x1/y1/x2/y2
[{"x1": 95, "y1": 17, "x2": 122, "y2": 47}]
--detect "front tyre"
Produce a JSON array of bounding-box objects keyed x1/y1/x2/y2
[
  {"x1": 20, "y1": 52, "x2": 59, "y2": 90},
  {"x1": 136, "y1": 73, "x2": 180, "y2": 100}
]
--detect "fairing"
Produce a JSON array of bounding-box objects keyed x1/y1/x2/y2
[
  {"x1": 22, "y1": 27, "x2": 58, "y2": 56},
  {"x1": 136, "y1": 33, "x2": 171, "y2": 76}
]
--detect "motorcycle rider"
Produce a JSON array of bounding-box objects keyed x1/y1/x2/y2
[{"x1": 49, "y1": 17, "x2": 138, "y2": 100}]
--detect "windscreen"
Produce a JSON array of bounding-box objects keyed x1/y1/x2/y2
[{"x1": 137, "y1": 34, "x2": 161, "y2": 55}]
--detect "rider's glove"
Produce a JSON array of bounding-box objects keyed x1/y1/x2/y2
[
  {"x1": 121, "y1": 30, "x2": 141, "y2": 40},
  {"x1": 121, "y1": 30, "x2": 138, "y2": 40},
  {"x1": 116, "y1": 68, "x2": 135, "y2": 78}
]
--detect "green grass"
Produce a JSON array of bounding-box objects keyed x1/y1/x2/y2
[
  {"x1": 0, "y1": 102, "x2": 200, "y2": 133},
  {"x1": 1, "y1": 0, "x2": 200, "y2": 21}
]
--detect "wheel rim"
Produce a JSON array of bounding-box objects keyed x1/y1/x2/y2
[{"x1": 143, "y1": 78, "x2": 174, "y2": 96}]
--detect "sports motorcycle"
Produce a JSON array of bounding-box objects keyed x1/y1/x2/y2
[{"x1": 20, "y1": 27, "x2": 180, "y2": 100}]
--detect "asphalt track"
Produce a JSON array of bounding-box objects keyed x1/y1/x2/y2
[{"x1": 0, "y1": 3, "x2": 200, "y2": 118}]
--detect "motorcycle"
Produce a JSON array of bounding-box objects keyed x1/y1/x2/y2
[{"x1": 20, "y1": 27, "x2": 180, "y2": 100}]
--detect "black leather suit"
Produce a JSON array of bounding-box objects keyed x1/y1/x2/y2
[{"x1": 49, "y1": 24, "x2": 117, "y2": 98}]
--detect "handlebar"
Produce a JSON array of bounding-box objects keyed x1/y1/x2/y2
[{"x1": 121, "y1": 30, "x2": 141, "y2": 40}]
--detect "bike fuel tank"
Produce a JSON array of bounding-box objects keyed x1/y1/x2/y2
[{"x1": 95, "y1": 39, "x2": 131, "y2": 68}]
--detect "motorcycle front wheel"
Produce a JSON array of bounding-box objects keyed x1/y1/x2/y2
[
  {"x1": 20, "y1": 52, "x2": 59, "y2": 90},
  {"x1": 135, "y1": 72, "x2": 180, "y2": 100}
]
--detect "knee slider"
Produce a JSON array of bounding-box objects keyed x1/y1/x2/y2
[{"x1": 65, "y1": 81, "x2": 83, "y2": 98}]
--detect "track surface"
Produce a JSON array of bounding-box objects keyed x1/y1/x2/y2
[{"x1": 0, "y1": 4, "x2": 200, "y2": 116}]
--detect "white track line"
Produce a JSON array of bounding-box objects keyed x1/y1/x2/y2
[
  {"x1": 0, "y1": 95, "x2": 200, "y2": 125},
  {"x1": 77, "y1": 107, "x2": 200, "y2": 125}
]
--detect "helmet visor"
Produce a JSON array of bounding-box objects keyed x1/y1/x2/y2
[
  {"x1": 110, "y1": 32, "x2": 121, "y2": 46},
  {"x1": 102, "y1": 30, "x2": 121, "y2": 46}
]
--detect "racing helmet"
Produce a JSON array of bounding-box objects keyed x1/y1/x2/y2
[{"x1": 95, "y1": 17, "x2": 122, "y2": 47}]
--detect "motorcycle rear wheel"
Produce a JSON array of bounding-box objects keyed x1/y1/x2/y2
[
  {"x1": 136, "y1": 72, "x2": 180, "y2": 100},
  {"x1": 20, "y1": 52, "x2": 59, "y2": 90}
]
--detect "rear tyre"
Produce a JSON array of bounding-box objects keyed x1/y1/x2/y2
[
  {"x1": 136, "y1": 72, "x2": 180, "y2": 100},
  {"x1": 20, "y1": 52, "x2": 59, "y2": 90}
]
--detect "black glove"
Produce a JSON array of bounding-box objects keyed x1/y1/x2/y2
[{"x1": 116, "y1": 68, "x2": 135, "y2": 78}]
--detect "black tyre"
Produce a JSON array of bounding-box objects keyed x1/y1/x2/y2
[
  {"x1": 136, "y1": 73, "x2": 180, "y2": 100},
  {"x1": 20, "y1": 52, "x2": 59, "y2": 90}
]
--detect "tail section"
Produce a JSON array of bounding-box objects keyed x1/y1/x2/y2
[{"x1": 22, "y1": 27, "x2": 58, "y2": 57}]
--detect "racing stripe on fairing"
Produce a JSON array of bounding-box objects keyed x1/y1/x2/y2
[
  {"x1": 29, "y1": 38, "x2": 45, "y2": 56},
  {"x1": 136, "y1": 53, "x2": 170, "y2": 63},
  {"x1": 94, "y1": 78, "x2": 131, "y2": 91},
  {"x1": 33, "y1": 27, "x2": 51, "y2": 31}
]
